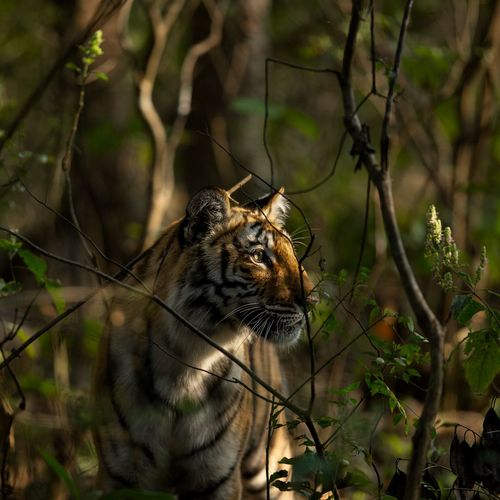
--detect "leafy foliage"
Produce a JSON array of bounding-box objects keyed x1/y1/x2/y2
[
  {"x1": 0, "y1": 236, "x2": 66, "y2": 313},
  {"x1": 425, "y1": 207, "x2": 500, "y2": 393}
]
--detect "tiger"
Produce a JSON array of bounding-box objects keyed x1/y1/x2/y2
[{"x1": 92, "y1": 186, "x2": 316, "y2": 499}]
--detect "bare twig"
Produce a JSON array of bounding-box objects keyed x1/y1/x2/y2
[
  {"x1": 350, "y1": 175, "x2": 371, "y2": 302},
  {"x1": 226, "y1": 174, "x2": 252, "y2": 196},
  {"x1": 62, "y1": 59, "x2": 101, "y2": 272},
  {"x1": 380, "y1": 0, "x2": 414, "y2": 172},
  {"x1": 261, "y1": 58, "x2": 346, "y2": 194},
  {"x1": 19, "y1": 180, "x2": 146, "y2": 286}
]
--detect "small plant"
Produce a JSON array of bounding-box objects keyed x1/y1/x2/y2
[
  {"x1": 66, "y1": 30, "x2": 107, "y2": 83},
  {"x1": 425, "y1": 205, "x2": 500, "y2": 393}
]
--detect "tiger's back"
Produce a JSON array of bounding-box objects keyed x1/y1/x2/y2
[{"x1": 92, "y1": 187, "x2": 315, "y2": 498}]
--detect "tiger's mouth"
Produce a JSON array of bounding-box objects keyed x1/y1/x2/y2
[{"x1": 236, "y1": 304, "x2": 305, "y2": 344}]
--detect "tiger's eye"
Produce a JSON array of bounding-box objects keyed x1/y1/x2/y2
[{"x1": 251, "y1": 249, "x2": 265, "y2": 264}]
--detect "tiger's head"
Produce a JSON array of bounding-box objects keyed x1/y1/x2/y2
[{"x1": 179, "y1": 186, "x2": 316, "y2": 345}]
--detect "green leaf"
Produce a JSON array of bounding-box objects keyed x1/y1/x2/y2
[
  {"x1": 65, "y1": 62, "x2": 81, "y2": 73},
  {"x1": 463, "y1": 330, "x2": 500, "y2": 393},
  {"x1": 39, "y1": 449, "x2": 80, "y2": 500},
  {"x1": 343, "y1": 467, "x2": 371, "y2": 488},
  {"x1": 0, "y1": 278, "x2": 22, "y2": 296},
  {"x1": 19, "y1": 249, "x2": 47, "y2": 284},
  {"x1": 45, "y1": 279, "x2": 66, "y2": 314},
  {"x1": 397, "y1": 314, "x2": 414, "y2": 333},
  {"x1": 19, "y1": 374, "x2": 56, "y2": 398},
  {"x1": 451, "y1": 295, "x2": 485, "y2": 326},
  {"x1": 324, "y1": 314, "x2": 338, "y2": 333},
  {"x1": 282, "y1": 108, "x2": 319, "y2": 139},
  {"x1": 231, "y1": 97, "x2": 281, "y2": 118},
  {"x1": 94, "y1": 71, "x2": 108, "y2": 81},
  {"x1": 16, "y1": 328, "x2": 36, "y2": 358},
  {"x1": 285, "y1": 418, "x2": 301, "y2": 430},
  {"x1": 0, "y1": 237, "x2": 22, "y2": 252},
  {"x1": 271, "y1": 479, "x2": 311, "y2": 493},
  {"x1": 316, "y1": 415, "x2": 337, "y2": 428},
  {"x1": 368, "y1": 304, "x2": 381, "y2": 325},
  {"x1": 329, "y1": 381, "x2": 360, "y2": 396}
]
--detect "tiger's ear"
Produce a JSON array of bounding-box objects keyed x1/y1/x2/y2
[
  {"x1": 183, "y1": 187, "x2": 230, "y2": 243},
  {"x1": 247, "y1": 187, "x2": 289, "y2": 229}
]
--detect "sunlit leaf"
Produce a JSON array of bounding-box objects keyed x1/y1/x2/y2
[
  {"x1": 45, "y1": 279, "x2": 66, "y2": 314},
  {"x1": 94, "y1": 71, "x2": 109, "y2": 81},
  {"x1": 342, "y1": 467, "x2": 371, "y2": 488},
  {"x1": 19, "y1": 249, "x2": 47, "y2": 284},
  {"x1": 65, "y1": 62, "x2": 81, "y2": 73},
  {"x1": 16, "y1": 328, "x2": 36, "y2": 358},
  {"x1": 39, "y1": 448, "x2": 80, "y2": 500},
  {"x1": 0, "y1": 278, "x2": 22, "y2": 296},
  {"x1": 0, "y1": 238, "x2": 22, "y2": 252}
]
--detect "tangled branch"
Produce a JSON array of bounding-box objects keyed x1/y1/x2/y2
[{"x1": 337, "y1": 2, "x2": 445, "y2": 498}]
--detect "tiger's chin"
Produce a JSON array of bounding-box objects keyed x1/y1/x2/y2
[
  {"x1": 264, "y1": 319, "x2": 304, "y2": 345},
  {"x1": 237, "y1": 306, "x2": 305, "y2": 346}
]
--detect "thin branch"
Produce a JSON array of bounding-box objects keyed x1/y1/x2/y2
[
  {"x1": 0, "y1": 401, "x2": 13, "y2": 498},
  {"x1": 287, "y1": 316, "x2": 381, "y2": 404},
  {"x1": 369, "y1": 0, "x2": 377, "y2": 95},
  {"x1": 263, "y1": 58, "x2": 340, "y2": 189},
  {"x1": 0, "y1": 289, "x2": 41, "y2": 349},
  {"x1": 350, "y1": 174, "x2": 371, "y2": 302},
  {"x1": 196, "y1": 130, "x2": 315, "y2": 258},
  {"x1": 380, "y1": 0, "x2": 414, "y2": 172},
  {"x1": 226, "y1": 174, "x2": 252, "y2": 196},
  {"x1": 148, "y1": 335, "x2": 282, "y2": 407},
  {"x1": 264, "y1": 58, "x2": 275, "y2": 186},
  {"x1": 337, "y1": 4, "x2": 445, "y2": 499},
  {"x1": 19, "y1": 180, "x2": 145, "y2": 287},
  {"x1": 62, "y1": 64, "x2": 101, "y2": 271}
]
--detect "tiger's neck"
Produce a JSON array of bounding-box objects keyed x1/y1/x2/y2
[
  {"x1": 146, "y1": 309, "x2": 251, "y2": 405},
  {"x1": 138, "y1": 225, "x2": 253, "y2": 404}
]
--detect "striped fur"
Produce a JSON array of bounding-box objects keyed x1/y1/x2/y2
[{"x1": 92, "y1": 187, "x2": 315, "y2": 498}]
